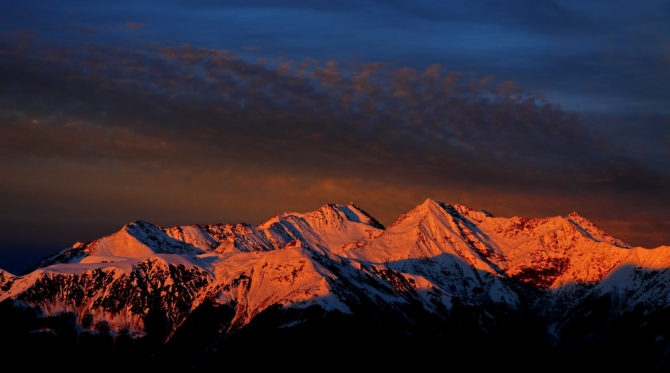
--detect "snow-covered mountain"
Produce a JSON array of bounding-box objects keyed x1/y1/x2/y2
[{"x1": 1, "y1": 199, "x2": 668, "y2": 369}]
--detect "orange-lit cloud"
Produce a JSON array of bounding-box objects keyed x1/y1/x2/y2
[{"x1": 0, "y1": 36, "x2": 667, "y2": 251}]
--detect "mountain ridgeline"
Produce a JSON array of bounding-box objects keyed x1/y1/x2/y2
[{"x1": 1, "y1": 199, "x2": 669, "y2": 369}]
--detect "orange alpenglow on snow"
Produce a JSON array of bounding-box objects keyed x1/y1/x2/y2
[{"x1": 1, "y1": 199, "x2": 668, "y2": 338}]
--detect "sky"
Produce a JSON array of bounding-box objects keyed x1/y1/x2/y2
[{"x1": 0, "y1": 0, "x2": 668, "y2": 274}]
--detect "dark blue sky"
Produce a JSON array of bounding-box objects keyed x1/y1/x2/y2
[{"x1": 0, "y1": 0, "x2": 668, "y2": 273}]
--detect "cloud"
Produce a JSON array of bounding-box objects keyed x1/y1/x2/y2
[
  {"x1": 115, "y1": 22, "x2": 144, "y2": 31},
  {"x1": 0, "y1": 39, "x2": 663, "y2": 184},
  {"x1": 0, "y1": 36, "x2": 667, "y2": 248},
  {"x1": 11, "y1": 29, "x2": 40, "y2": 42}
]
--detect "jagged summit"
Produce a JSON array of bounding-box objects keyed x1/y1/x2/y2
[
  {"x1": 388, "y1": 198, "x2": 449, "y2": 228},
  {"x1": 34, "y1": 219, "x2": 205, "y2": 268},
  {"x1": 285, "y1": 202, "x2": 385, "y2": 230},
  {"x1": 2, "y1": 199, "x2": 668, "y2": 369},
  {"x1": 565, "y1": 211, "x2": 631, "y2": 248},
  {"x1": 124, "y1": 219, "x2": 155, "y2": 228},
  {"x1": 453, "y1": 203, "x2": 495, "y2": 221}
]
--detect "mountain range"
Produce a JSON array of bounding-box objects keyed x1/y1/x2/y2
[{"x1": 1, "y1": 199, "x2": 669, "y2": 369}]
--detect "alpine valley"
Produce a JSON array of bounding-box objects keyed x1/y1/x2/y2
[{"x1": 2, "y1": 199, "x2": 669, "y2": 370}]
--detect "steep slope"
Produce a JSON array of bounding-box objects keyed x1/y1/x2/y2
[
  {"x1": 202, "y1": 244, "x2": 352, "y2": 330},
  {"x1": 1, "y1": 254, "x2": 212, "y2": 336},
  {"x1": 452, "y1": 204, "x2": 634, "y2": 288},
  {"x1": 35, "y1": 220, "x2": 205, "y2": 269},
  {"x1": 1, "y1": 199, "x2": 669, "y2": 369},
  {"x1": 343, "y1": 199, "x2": 519, "y2": 305},
  {"x1": 160, "y1": 203, "x2": 384, "y2": 255},
  {"x1": 552, "y1": 245, "x2": 670, "y2": 337},
  {"x1": 0, "y1": 269, "x2": 14, "y2": 292}
]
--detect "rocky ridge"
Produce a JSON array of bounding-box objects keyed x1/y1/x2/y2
[{"x1": 1, "y1": 199, "x2": 668, "y2": 368}]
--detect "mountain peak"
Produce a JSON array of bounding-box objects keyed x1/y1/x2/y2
[
  {"x1": 388, "y1": 199, "x2": 455, "y2": 229},
  {"x1": 3, "y1": 198, "x2": 668, "y2": 369},
  {"x1": 305, "y1": 203, "x2": 384, "y2": 230},
  {"x1": 564, "y1": 211, "x2": 631, "y2": 248},
  {"x1": 124, "y1": 219, "x2": 159, "y2": 229},
  {"x1": 453, "y1": 204, "x2": 495, "y2": 223},
  {"x1": 420, "y1": 197, "x2": 441, "y2": 207},
  {"x1": 410, "y1": 198, "x2": 448, "y2": 214}
]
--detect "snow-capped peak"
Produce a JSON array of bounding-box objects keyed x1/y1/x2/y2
[
  {"x1": 2, "y1": 199, "x2": 668, "y2": 369},
  {"x1": 453, "y1": 204, "x2": 495, "y2": 223},
  {"x1": 32, "y1": 220, "x2": 205, "y2": 268},
  {"x1": 565, "y1": 211, "x2": 631, "y2": 248}
]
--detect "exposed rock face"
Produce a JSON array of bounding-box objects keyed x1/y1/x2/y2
[
  {"x1": 1, "y1": 199, "x2": 669, "y2": 369},
  {"x1": 4, "y1": 256, "x2": 212, "y2": 336}
]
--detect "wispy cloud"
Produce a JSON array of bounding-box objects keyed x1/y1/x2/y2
[
  {"x1": 0, "y1": 37, "x2": 667, "y2": 248},
  {"x1": 115, "y1": 21, "x2": 144, "y2": 31}
]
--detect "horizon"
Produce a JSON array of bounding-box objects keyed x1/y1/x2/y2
[
  {"x1": 0, "y1": 197, "x2": 662, "y2": 275},
  {"x1": 1, "y1": 1, "x2": 668, "y2": 274}
]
